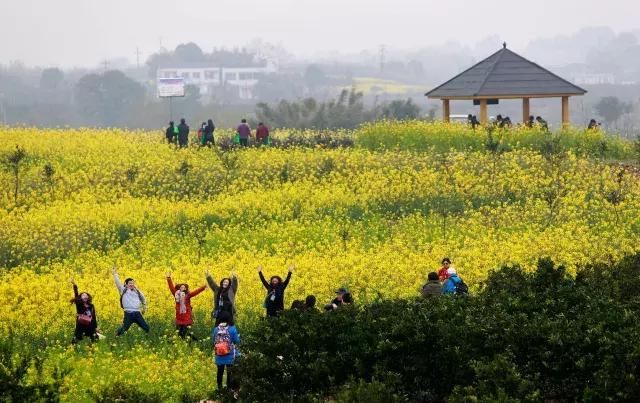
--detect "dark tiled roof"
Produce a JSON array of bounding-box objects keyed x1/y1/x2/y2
[{"x1": 425, "y1": 46, "x2": 587, "y2": 98}]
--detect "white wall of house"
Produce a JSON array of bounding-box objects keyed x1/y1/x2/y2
[{"x1": 156, "y1": 65, "x2": 276, "y2": 99}]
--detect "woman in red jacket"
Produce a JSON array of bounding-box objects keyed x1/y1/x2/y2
[{"x1": 166, "y1": 272, "x2": 207, "y2": 340}]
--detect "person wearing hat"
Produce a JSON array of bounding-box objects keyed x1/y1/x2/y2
[
  {"x1": 258, "y1": 265, "x2": 293, "y2": 317},
  {"x1": 324, "y1": 287, "x2": 353, "y2": 311}
]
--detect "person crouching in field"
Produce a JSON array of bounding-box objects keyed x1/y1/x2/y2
[
  {"x1": 70, "y1": 278, "x2": 99, "y2": 343},
  {"x1": 442, "y1": 268, "x2": 469, "y2": 296},
  {"x1": 324, "y1": 288, "x2": 353, "y2": 311},
  {"x1": 113, "y1": 266, "x2": 150, "y2": 336},
  {"x1": 166, "y1": 272, "x2": 206, "y2": 340},
  {"x1": 258, "y1": 265, "x2": 293, "y2": 317},
  {"x1": 206, "y1": 270, "x2": 238, "y2": 323},
  {"x1": 421, "y1": 272, "x2": 441, "y2": 298},
  {"x1": 212, "y1": 310, "x2": 240, "y2": 391}
]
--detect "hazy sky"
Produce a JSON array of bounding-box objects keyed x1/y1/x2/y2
[{"x1": 1, "y1": 0, "x2": 639, "y2": 67}]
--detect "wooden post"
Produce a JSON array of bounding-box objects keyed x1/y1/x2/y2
[
  {"x1": 442, "y1": 99, "x2": 450, "y2": 122},
  {"x1": 561, "y1": 96, "x2": 570, "y2": 127},
  {"x1": 479, "y1": 99, "x2": 488, "y2": 125},
  {"x1": 522, "y1": 98, "x2": 530, "y2": 124}
]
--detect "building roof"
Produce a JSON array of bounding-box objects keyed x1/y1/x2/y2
[{"x1": 425, "y1": 44, "x2": 587, "y2": 99}]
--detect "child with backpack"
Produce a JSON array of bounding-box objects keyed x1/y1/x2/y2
[
  {"x1": 441, "y1": 268, "x2": 469, "y2": 296},
  {"x1": 212, "y1": 310, "x2": 240, "y2": 391},
  {"x1": 206, "y1": 270, "x2": 238, "y2": 323},
  {"x1": 258, "y1": 265, "x2": 293, "y2": 317},
  {"x1": 70, "y1": 278, "x2": 99, "y2": 343},
  {"x1": 167, "y1": 272, "x2": 207, "y2": 340},
  {"x1": 113, "y1": 266, "x2": 150, "y2": 336}
]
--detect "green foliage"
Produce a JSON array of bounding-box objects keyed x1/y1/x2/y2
[
  {"x1": 594, "y1": 96, "x2": 632, "y2": 126},
  {"x1": 2, "y1": 145, "x2": 27, "y2": 204},
  {"x1": 0, "y1": 333, "x2": 67, "y2": 402},
  {"x1": 355, "y1": 120, "x2": 634, "y2": 159},
  {"x1": 378, "y1": 99, "x2": 421, "y2": 121},
  {"x1": 256, "y1": 87, "x2": 370, "y2": 129},
  {"x1": 335, "y1": 380, "x2": 409, "y2": 402},
  {"x1": 236, "y1": 255, "x2": 640, "y2": 401},
  {"x1": 73, "y1": 71, "x2": 145, "y2": 127},
  {"x1": 87, "y1": 382, "x2": 163, "y2": 403}
]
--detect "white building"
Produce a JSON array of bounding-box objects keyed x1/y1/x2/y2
[
  {"x1": 572, "y1": 73, "x2": 615, "y2": 85},
  {"x1": 157, "y1": 63, "x2": 276, "y2": 99}
]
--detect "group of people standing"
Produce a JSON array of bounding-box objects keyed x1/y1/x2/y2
[
  {"x1": 68, "y1": 264, "x2": 342, "y2": 390},
  {"x1": 468, "y1": 113, "x2": 601, "y2": 132},
  {"x1": 165, "y1": 118, "x2": 270, "y2": 148},
  {"x1": 69, "y1": 259, "x2": 463, "y2": 390}
]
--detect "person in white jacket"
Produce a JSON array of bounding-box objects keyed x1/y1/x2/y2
[{"x1": 113, "y1": 266, "x2": 150, "y2": 336}]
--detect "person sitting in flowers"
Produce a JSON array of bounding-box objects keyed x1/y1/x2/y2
[
  {"x1": 70, "y1": 278, "x2": 99, "y2": 343},
  {"x1": 206, "y1": 269, "x2": 239, "y2": 323},
  {"x1": 421, "y1": 272, "x2": 442, "y2": 298},
  {"x1": 438, "y1": 257, "x2": 454, "y2": 282},
  {"x1": 258, "y1": 265, "x2": 293, "y2": 317},
  {"x1": 113, "y1": 266, "x2": 150, "y2": 336},
  {"x1": 166, "y1": 272, "x2": 207, "y2": 340},
  {"x1": 441, "y1": 268, "x2": 469, "y2": 296}
]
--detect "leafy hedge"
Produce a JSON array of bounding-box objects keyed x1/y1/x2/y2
[{"x1": 235, "y1": 255, "x2": 640, "y2": 402}]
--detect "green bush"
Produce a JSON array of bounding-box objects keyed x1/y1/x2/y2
[{"x1": 236, "y1": 255, "x2": 640, "y2": 401}]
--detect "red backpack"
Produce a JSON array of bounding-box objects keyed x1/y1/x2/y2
[{"x1": 214, "y1": 324, "x2": 232, "y2": 356}]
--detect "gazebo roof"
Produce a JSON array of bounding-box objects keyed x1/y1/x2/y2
[{"x1": 425, "y1": 44, "x2": 587, "y2": 99}]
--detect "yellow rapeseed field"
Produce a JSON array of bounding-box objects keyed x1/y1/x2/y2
[{"x1": 0, "y1": 123, "x2": 638, "y2": 401}]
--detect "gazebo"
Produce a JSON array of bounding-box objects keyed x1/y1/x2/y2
[{"x1": 425, "y1": 43, "x2": 587, "y2": 126}]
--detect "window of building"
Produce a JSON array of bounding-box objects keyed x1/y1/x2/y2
[
  {"x1": 192, "y1": 72, "x2": 201, "y2": 79},
  {"x1": 239, "y1": 72, "x2": 253, "y2": 80},
  {"x1": 204, "y1": 70, "x2": 217, "y2": 80},
  {"x1": 181, "y1": 72, "x2": 190, "y2": 79},
  {"x1": 225, "y1": 72, "x2": 237, "y2": 81},
  {"x1": 160, "y1": 71, "x2": 177, "y2": 78},
  {"x1": 253, "y1": 72, "x2": 265, "y2": 80}
]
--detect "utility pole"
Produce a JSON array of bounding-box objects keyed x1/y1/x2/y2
[
  {"x1": 0, "y1": 93, "x2": 6, "y2": 125},
  {"x1": 102, "y1": 60, "x2": 109, "y2": 72},
  {"x1": 379, "y1": 45, "x2": 385, "y2": 75},
  {"x1": 135, "y1": 47, "x2": 142, "y2": 69}
]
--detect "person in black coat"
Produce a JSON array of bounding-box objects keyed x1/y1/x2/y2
[
  {"x1": 165, "y1": 121, "x2": 176, "y2": 144},
  {"x1": 536, "y1": 116, "x2": 549, "y2": 132},
  {"x1": 258, "y1": 265, "x2": 293, "y2": 317},
  {"x1": 177, "y1": 118, "x2": 189, "y2": 148},
  {"x1": 201, "y1": 119, "x2": 215, "y2": 147},
  {"x1": 70, "y1": 278, "x2": 99, "y2": 343},
  {"x1": 324, "y1": 288, "x2": 353, "y2": 311}
]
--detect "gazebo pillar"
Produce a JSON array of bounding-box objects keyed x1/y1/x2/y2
[
  {"x1": 442, "y1": 99, "x2": 450, "y2": 122},
  {"x1": 479, "y1": 99, "x2": 488, "y2": 124},
  {"x1": 522, "y1": 98, "x2": 530, "y2": 123},
  {"x1": 561, "y1": 96, "x2": 570, "y2": 127}
]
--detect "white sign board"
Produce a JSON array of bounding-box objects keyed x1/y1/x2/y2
[{"x1": 158, "y1": 77, "x2": 185, "y2": 98}]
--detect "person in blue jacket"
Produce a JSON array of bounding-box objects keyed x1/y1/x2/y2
[
  {"x1": 212, "y1": 310, "x2": 240, "y2": 390},
  {"x1": 442, "y1": 268, "x2": 468, "y2": 295}
]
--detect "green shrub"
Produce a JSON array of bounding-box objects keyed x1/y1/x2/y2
[{"x1": 236, "y1": 255, "x2": 640, "y2": 401}]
